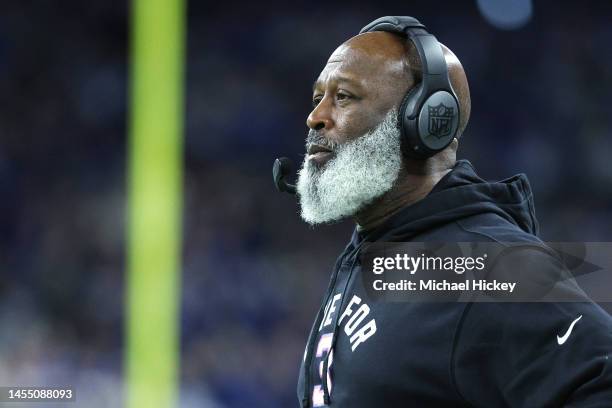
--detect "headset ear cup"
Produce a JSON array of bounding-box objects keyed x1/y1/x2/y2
[
  {"x1": 398, "y1": 86, "x2": 424, "y2": 159},
  {"x1": 401, "y1": 89, "x2": 460, "y2": 160},
  {"x1": 417, "y1": 91, "x2": 460, "y2": 153}
]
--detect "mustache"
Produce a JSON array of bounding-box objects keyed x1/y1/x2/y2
[{"x1": 305, "y1": 130, "x2": 339, "y2": 152}]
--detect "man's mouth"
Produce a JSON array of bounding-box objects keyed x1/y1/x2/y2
[{"x1": 307, "y1": 144, "x2": 334, "y2": 166}]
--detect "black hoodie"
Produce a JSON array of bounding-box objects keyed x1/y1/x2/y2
[{"x1": 297, "y1": 160, "x2": 612, "y2": 407}]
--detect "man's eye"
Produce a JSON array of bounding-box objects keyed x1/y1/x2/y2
[
  {"x1": 312, "y1": 96, "x2": 322, "y2": 107},
  {"x1": 336, "y1": 92, "x2": 351, "y2": 101}
]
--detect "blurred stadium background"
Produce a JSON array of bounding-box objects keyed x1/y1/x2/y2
[{"x1": 0, "y1": 0, "x2": 611, "y2": 406}]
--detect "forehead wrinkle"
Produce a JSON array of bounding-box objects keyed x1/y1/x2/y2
[{"x1": 313, "y1": 74, "x2": 363, "y2": 92}]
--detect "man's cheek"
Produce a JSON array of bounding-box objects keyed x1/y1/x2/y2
[{"x1": 337, "y1": 123, "x2": 366, "y2": 145}]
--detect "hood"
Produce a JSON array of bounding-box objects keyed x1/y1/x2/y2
[{"x1": 355, "y1": 159, "x2": 539, "y2": 243}]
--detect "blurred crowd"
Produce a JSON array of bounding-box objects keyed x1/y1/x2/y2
[{"x1": 0, "y1": 0, "x2": 611, "y2": 407}]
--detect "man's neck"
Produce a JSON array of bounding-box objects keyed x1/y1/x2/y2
[{"x1": 355, "y1": 164, "x2": 453, "y2": 232}]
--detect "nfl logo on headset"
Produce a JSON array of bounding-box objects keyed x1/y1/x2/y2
[{"x1": 427, "y1": 103, "x2": 454, "y2": 138}]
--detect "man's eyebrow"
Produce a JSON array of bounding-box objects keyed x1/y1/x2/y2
[{"x1": 312, "y1": 76, "x2": 362, "y2": 92}]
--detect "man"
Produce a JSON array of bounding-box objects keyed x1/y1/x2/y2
[{"x1": 294, "y1": 16, "x2": 612, "y2": 408}]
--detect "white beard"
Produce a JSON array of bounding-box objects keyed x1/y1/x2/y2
[{"x1": 297, "y1": 108, "x2": 402, "y2": 225}]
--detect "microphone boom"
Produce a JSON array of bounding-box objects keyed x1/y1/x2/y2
[{"x1": 273, "y1": 157, "x2": 297, "y2": 195}]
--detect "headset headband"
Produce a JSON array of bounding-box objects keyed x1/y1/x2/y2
[{"x1": 359, "y1": 16, "x2": 453, "y2": 119}]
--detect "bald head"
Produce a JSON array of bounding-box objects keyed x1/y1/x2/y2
[{"x1": 343, "y1": 32, "x2": 471, "y2": 138}]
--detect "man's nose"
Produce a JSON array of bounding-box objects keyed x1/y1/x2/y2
[{"x1": 306, "y1": 98, "x2": 334, "y2": 131}]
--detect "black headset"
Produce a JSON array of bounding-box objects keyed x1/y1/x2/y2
[{"x1": 360, "y1": 16, "x2": 460, "y2": 159}]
